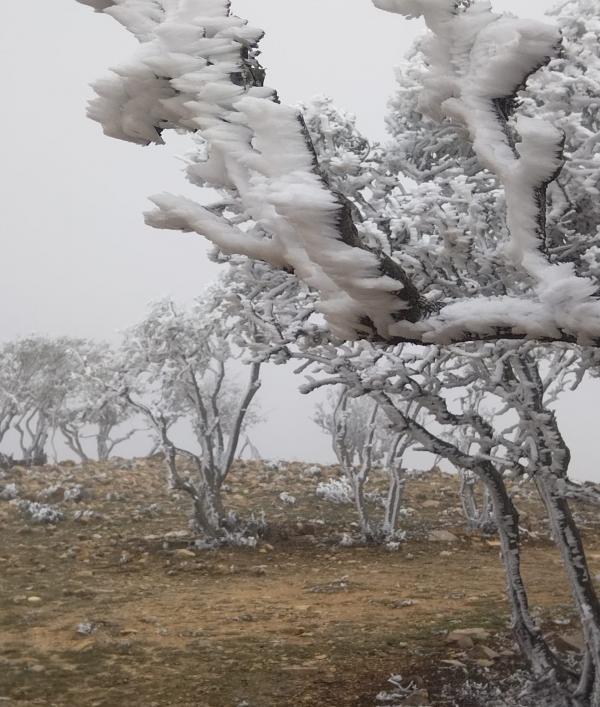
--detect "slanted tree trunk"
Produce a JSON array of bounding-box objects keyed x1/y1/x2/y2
[
  {"x1": 372, "y1": 392, "x2": 576, "y2": 701},
  {"x1": 536, "y1": 471, "x2": 600, "y2": 705},
  {"x1": 96, "y1": 424, "x2": 138, "y2": 462},
  {"x1": 60, "y1": 423, "x2": 90, "y2": 463},
  {"x1": 478, "y1": 462, "x2": 575, "y2": 695},
  {"x1": 15, "y1": 411, "x2": 49, "y2": 466},
  {"x1": 512, "y1": 353, "x2": 600, "y2": 704}
]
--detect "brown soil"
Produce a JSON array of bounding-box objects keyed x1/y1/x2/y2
[{"x1": 1, "y1": 460, "x2": 599, "y2": 706}]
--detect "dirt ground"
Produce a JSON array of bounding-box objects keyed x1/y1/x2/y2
[{"x1": 1, "y1": 459, "x2": 599, "y2": 706}]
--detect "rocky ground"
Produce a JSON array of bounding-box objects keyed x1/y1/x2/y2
[{"x1": 1, "y1": 459, "x2": 599, "y2": 706}]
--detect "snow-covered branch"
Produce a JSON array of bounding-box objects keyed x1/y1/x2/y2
[{"x1": 77, "y1": 0, "x2": 600, "y2": 346}]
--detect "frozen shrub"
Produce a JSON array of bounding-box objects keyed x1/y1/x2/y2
[
  {"x1": 63, "y1": 485, "x2": 85, "y2": 502},
  {"x1": 76, "y1": 622, "x2": 97, "y2": 636},
  {"x1": 316, "y1": 477, "x2": 354, "y2": 505},
  {"x1": 73, "y1": 509, "x2": 104, "y2": 523},
  {"x1": 0, "y1": 483, "x2": 19, "y2": 500},
  {"x1": 17, "y1": 500, "x2": 64, "y2": 524}
]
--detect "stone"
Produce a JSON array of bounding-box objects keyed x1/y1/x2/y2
[
  {"x1": 403, "y1": 689, "x2": 431, "y2": 706},
  {"x1": 448, "y1": 634, "x2": 475, "y2": 650},
  {"x1": 174, "y1": 548, "x2": 196, "y2": 559},
  {"x1": 250, "y1": 565, "x2": 268, "y2": 576},
  {"x1": 423, "y1": 500, "x2": 441, "y2": 509},
  {"x1": 446, "y1": 628, "x2": 491, "y2": 644},
  {"x1": 554, "y1": 631, "x2": 584, "y2": 653},
  {"x1": 164, "y1": 530, "x2": 189, "y2": 540},
  {"x1": 470, "y1": 644, "x2": 500, "y2": 660},
  {"x1": 428, "y1": 530, "x2": 459, "y2": 543}
]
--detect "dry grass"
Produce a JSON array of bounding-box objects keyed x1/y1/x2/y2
[{"x1": 1, "y1": 459, "x2": 599, "y2": 706}]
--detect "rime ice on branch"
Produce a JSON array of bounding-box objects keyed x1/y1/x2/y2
[
  {"x1": 76, "y1": 0, "x2": 600, "y2": 346},
  {"x1": 77, "y1": 0, "x2": 600, "y2": 343}
]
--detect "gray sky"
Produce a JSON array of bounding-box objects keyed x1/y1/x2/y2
[{"x1": 2, "y1": 0, "x2": 600, "y2": 478}]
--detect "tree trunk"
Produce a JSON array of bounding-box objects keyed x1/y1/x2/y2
[
  {"x1": 97, "y1": 432, "x2": 109, "y2": 462},
  {"x1": 191, "y1": 485, "x2": 225, "y2": 538},
  {"x1": 535, "y1": 471, "x2": 600, "y2": 705},
  {"x1": 383, "y1": 466, "x2": 406, "y2": 539},
  {"x1": 349, "y1": 473, "x2": 371, "y2": 540},
  {"x1": 459, "y1": 470, "x2": 496, "y2": 534},
  {"x1": 478, "y1": 464, "x2": 577, "y2": 700}
]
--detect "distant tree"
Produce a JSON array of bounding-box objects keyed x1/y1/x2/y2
[
  {"x1": 60, "y1": 342, "x2": 139, "y2": 462},
  {"x1": 0, "y1": 348, "x2": 19, "y2": 466},
  {"x1": 0, "y1": 337, "x2": 82, "y2": 466},
  {"x1": 314, "y1": 387, "x2": 410, "y2": 541},
  {"x1": 119, "y1": 295, "x2": 262, "y2": 538}
]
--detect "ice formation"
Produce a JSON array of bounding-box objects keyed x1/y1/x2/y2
[{"x1": 77, "y1": 0, "x2": 600, "y2": 346}]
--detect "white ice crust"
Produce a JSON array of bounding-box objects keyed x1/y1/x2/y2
[{"x1": 77, "y1": 0, "x2": 600, "y2": 345}]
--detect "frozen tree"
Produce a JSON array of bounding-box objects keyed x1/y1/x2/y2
[
  {"x1": 314, "y1": 387, "x2": 410, "y2": 540},
  {"x1": 489, "y1": 347, "x2": 600, "y2": 702},
  {"x1": 61, "y1": 342, "x2": 139, "y2": 462},
  {"x1": 77, "y1": 0, "x2": 600, "y2": 347},
  {"x1": 0, "y1": 348, "x2": 20, "y2": 466},
  {"x1": 0, "y1": 337, "x2": 84, "y2": 466},
  {"x1": 300, "y1": 341, "x2": 582, "y2": 697},
  {"x1": 118, "y1": 295, "x2": 262, "y2": 537},
  {"x1": 74, "y1": 0, "x2": 600, "y2": 701}
]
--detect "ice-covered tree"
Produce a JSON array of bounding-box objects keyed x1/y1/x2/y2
[
  {"x1": 118, "y1": 295, "x2": 262, "y2": 537},
  {"x1": 0, "y1": 337, "x2": 85, "y2": 466},
  {"x1": 314, "y1": 387, "x2": 410, "y2": 541},
  {"x1": 74, "y1": 0, "x2": 600, "y2": 701},
  {"x1": 60, "y1": 342, "x2": 139, "y2": 462},
  {"x1": 77, "y1": 0, "x2": 600, "y2": 347},
  {"x1": 0, "y1": 348, "x2": 20, "y2": 466}
]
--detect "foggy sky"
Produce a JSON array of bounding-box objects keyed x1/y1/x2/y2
[{"x1": 2, "y1": 1, "x2": 600, "y2": 478}]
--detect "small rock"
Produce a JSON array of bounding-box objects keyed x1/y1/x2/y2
[
  {"x1": 164, "y1": 530, "x2": 189, "y2": 540},
  {"x1": 403, "y1": 689, "x2": 431, "y2": 706},
  {"x1": 448, "y1": 634, "x2": 475, "y2": 650},
  {"x1": 470, "y1": 644, "x2": 501, "y2": 660},
  {"x1": 447, "y1": 627, "x2": 491, "y2": 643},
  {"x1": 174, "y1": 548, "x2": 196, "y2": 559},
  {"x1": 27, "y1": 596, "x2": 42, "y2": 604},
  {"x1": 440, "y1": 659, "x2": 467, "y2": 668},
  {"x1": 554, "y1": 631, "x2": 585, "y2": 653},
  {"x1": 423, "y1": 500, "x2": 440, "y2": 509},
  {"x1": 428, "y1": 530, "x2": 459, "y2": 543},
  {"x1": 76, "y1": 622, "x2": 96, "y2": 636},
  {"x1": 250, "y1": 565, "x2": 268, "y2": 576}
]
